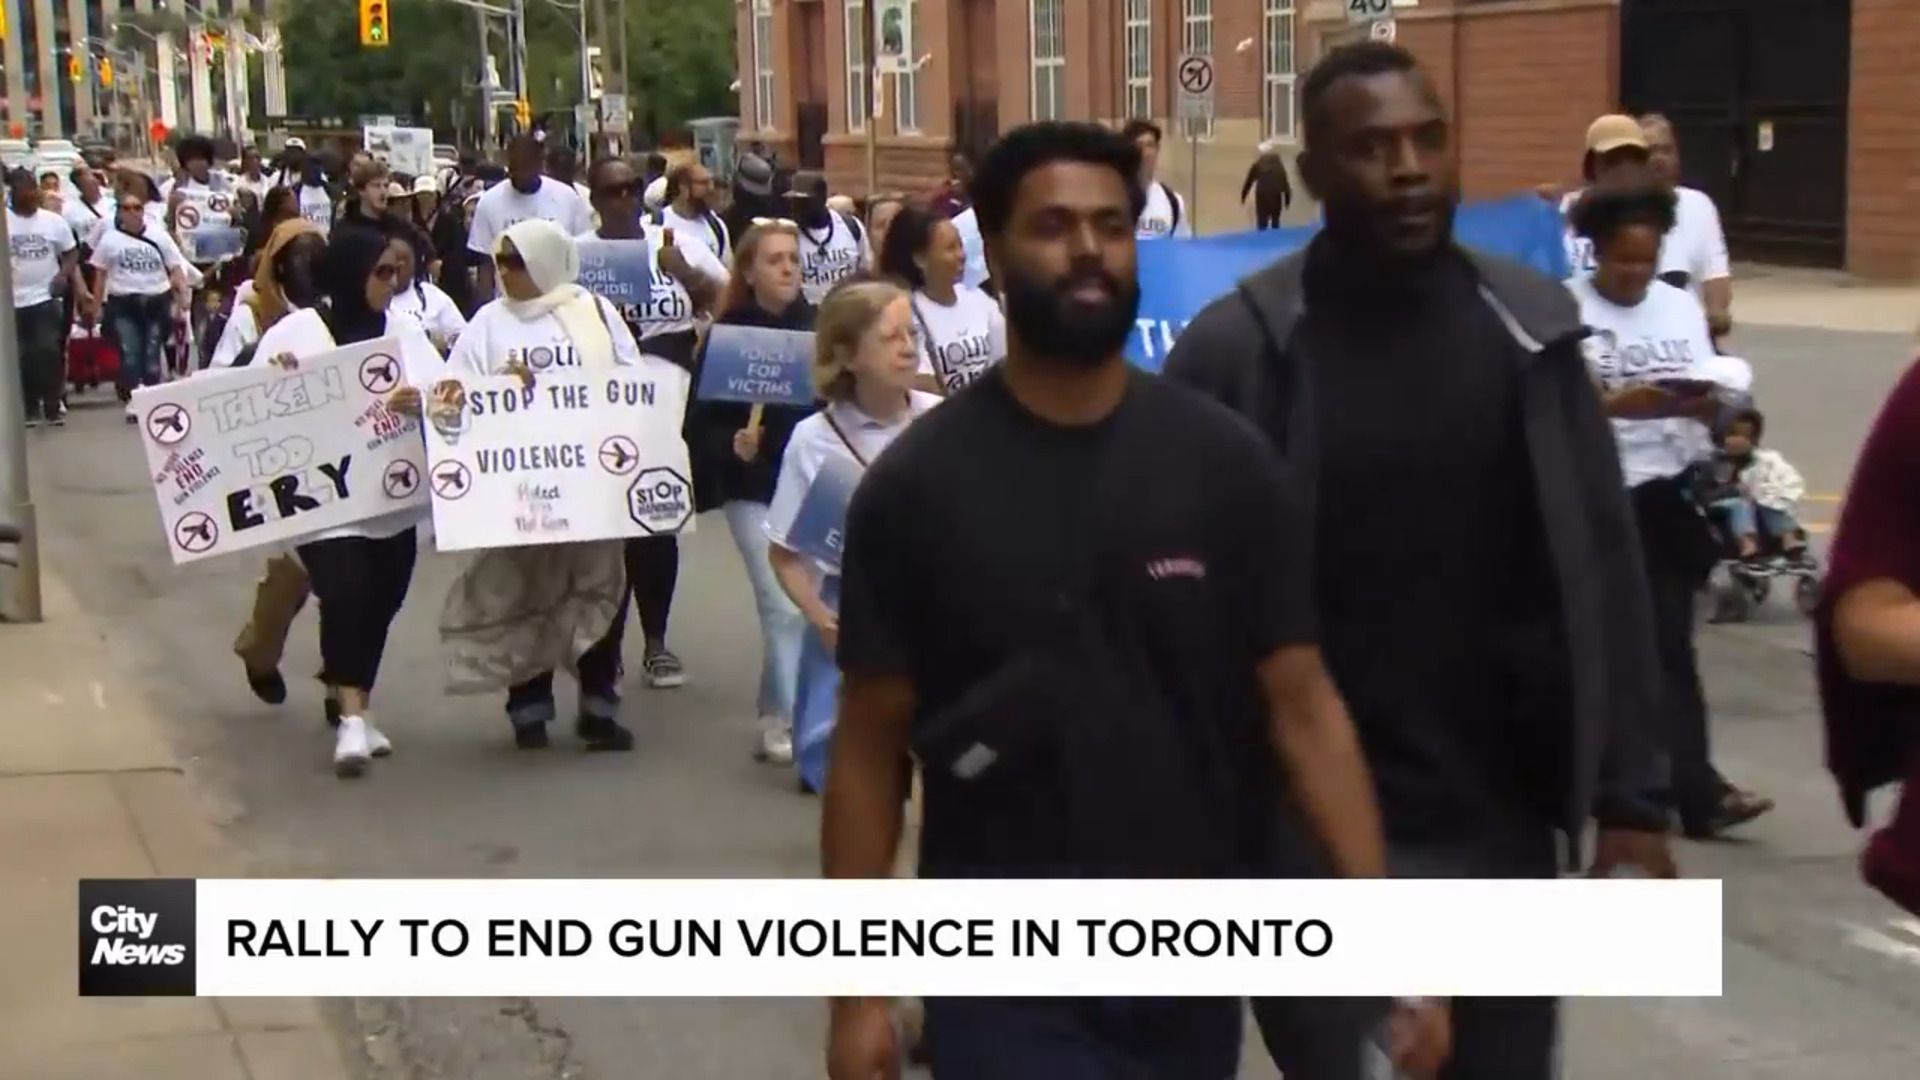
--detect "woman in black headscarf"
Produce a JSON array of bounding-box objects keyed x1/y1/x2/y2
[{"x1": 250, "y1": 225, "x2": 446, "y2": 780}]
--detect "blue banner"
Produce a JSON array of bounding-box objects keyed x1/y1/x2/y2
[
  {"x1": 576, "y1": 238, "x2": 653, "y2": 306},
  {"x1": 793, "y1": 574, "x2": 842, "y2": 794},
  {"x1": 1128, "y1": 194, "x2": 1570, "y2": 371},
  {"x1": 695, "y1": 325, "x2": 818, "y2": 408},
  {"x1": 784, "y1": 454, "x2": 861, "y2": 571}
]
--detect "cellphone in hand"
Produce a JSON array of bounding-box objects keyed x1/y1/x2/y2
[{"x1": 1653, "y1": 378, "x2": 1718, "y2": 397}]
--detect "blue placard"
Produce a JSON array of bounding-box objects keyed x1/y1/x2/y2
[
  {"x1": 1127, "y1": 193, "x2": 1571, "y2": 371},
  {"x1": 180, "y1": 226, "x2": 246, "y2": 265},
  {"x1": 784, "y1": 454, "x2": 861, "y2": 570},
  {"x1": 575, "y1": 238, "x2": 652, "y2": 306},
  {"x1": 695, "y1": 325, "x2": 817, "y2": 408}
]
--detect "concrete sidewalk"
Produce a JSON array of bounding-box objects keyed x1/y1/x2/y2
[
  {"x1": 1733, "y1": 265, "x2": 1920, "y2": 336},
  {"x1": 0, "y1": 570, "x2": 356, "y2": 1080}
]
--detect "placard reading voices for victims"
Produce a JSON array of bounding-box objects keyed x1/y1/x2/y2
[
  {"x1": 133, "y1": 338, "x2": 430, "y2": 566},
  {"x1": 423, "y1": 370, "x2": 695, "y2": 552}
]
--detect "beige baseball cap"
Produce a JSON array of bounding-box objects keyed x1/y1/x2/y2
[{"x1": 1585, "y1": 114, "x2": 1649, "y2": 155}]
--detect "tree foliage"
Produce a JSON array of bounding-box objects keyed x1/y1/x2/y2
[{"x1": 263, "y1": 0, "x2": 736, "y2": 138}]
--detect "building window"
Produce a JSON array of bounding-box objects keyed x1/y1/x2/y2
[
  {"x1": 896, "y1": 0, "x2": 921, "y2": 133},
  {"x1": 1030, "y1": 0, "x2": 1065, "y2": 121},
  {"x1": 1263, "y1": 0, "x2": 1296, "y2": 142},
  {"x1": 752, "y1": 0, "x2": 776, "y2": 131},
  {"x1": 1124, "y1": 0, "x2": 1151, "y2": 122},
  {"x1": 1180, "y1": 0, "x2": 1213, "y2": 139},
  {"x1": 846, "y1": 0, "x2": 867, "y2": 132}
]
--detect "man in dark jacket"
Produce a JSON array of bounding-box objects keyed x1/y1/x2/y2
[
  {"x1": 1164, "y1": 41, "x2": 1677, "y2": 1080},
  {"x1": 1241, "y1": 141, "x2": 1293, "y2": 229}
]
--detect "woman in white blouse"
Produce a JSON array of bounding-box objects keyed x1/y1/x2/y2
[
  {"x1": 440, "y1": 218, "x2": 690, "y2": 752},
  {"x1": 1567, "y1": 181, "x2": 1772, "y2": 838},
  {"x1": 386, "y1": 237, "x2": 467, "y2": 353},
  {"x1": 764, "y1": 278, "x2": 940, "y2": 789},
  {"x1": 250, "y1": 226, "x2": 444, "y2": 778},
  {"x1": 873, "y1": 204, "x2": 1005, "y2": 395}
]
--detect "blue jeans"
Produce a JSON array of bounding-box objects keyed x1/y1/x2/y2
[
  {"x1": 1713, "y1": 498, "x2": 1802, "y2": 544},
  {"x1": 104, "y1": 293, "x2": 172, "y2": 397},
  {"x1": 722, "y1": 500, "x2": 804, "y2": 722}
]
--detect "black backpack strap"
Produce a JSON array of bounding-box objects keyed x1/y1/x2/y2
[{"x1": 1161, "y1": 182, "x2": 1182, "y2": 232}]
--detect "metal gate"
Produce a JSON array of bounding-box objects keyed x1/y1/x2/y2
[{"x1": 1620, "y1": 0, "x2": 1850, "y2": 267}]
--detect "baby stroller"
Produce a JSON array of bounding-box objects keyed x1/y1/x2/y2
[{"x1": 1692, "y1": 373, "x2": 1821, "y2": 623}]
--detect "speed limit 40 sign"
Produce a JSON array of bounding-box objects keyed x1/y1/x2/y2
[{"x1": 1345, "y1": 0, "x2": 1392, "y2": 23}]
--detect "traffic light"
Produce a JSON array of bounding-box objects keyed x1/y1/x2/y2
[
  {"x1": 360, "y1": 0, "x2": 389, "y2": 47},
  {"x1": 67, "y1": 56, "x2": 81, "y2": 82},
  {"x1": 514, "y1": 100, "x2": 530, "y2": 127},
  {"x1": 98, "y1": 58, "x2": 112, "y2": 87}
]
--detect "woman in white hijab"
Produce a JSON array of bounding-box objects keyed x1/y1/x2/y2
[{"x1": 437, "y1": 219, "x2": 691, "y2": 751}]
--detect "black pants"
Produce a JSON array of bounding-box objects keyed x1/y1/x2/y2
[
  {"x1": 1631, "y1": 480, "x2": 1727, "y2": 829},
  {"x1": 16, "y1": 299, "x2": 67, "y2": 418},
  {"x1": 625, "y1": 535, "x2": 679, "y2": 641},
  {"x1": 296, "y1": 529, "x2": 418, "y2": 692},
  {"x1": 506, "y1": 594, "x2": 630, "y2": 708},
  {"x1": 1254, "y1": 199, "x2": 1286, "y2": 231},
  {"x1": 1254, "y1": 829, "x2": 1560, "y2": 1079},
  {"x1": 922, "y1": 997, "x2": 1241, "y2": 1079}
]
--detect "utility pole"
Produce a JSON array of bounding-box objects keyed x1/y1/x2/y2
[
  {"x1": 590, "y1": 0, "x2": 611, "y2": 151},
  {"x1": 0, "y1": 210, "x2": 44, "y2": 623},
  {"x1": 476, "y1": 5, "x2": 496, "y2": 149}
]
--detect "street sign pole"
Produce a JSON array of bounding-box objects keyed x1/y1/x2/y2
[
  {"x1": 0, "y1": 210, "x2": 44, "y2": 623},
  {"x1": 1175, "y1": 53, "x2": 1215, "y2": 232}
]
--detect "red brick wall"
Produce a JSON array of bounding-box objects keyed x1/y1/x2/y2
[{"x1": 1848, "y1": 0, "x2": 1920, "y2": 279}]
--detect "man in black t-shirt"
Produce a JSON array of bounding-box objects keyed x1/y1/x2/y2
[{"x1": 823, "y1": 121, "x2": 1385, "y2": 1080}]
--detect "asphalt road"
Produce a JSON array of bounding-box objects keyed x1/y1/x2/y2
[{"x1": 17, "y1": 322, "x2": 1920, "y2": 1079}]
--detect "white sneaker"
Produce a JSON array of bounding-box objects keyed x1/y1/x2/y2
[
  {"x1": 334, "y1": 716, "x2": 372, "y2": 778},
  {"x1": 365, "y1": 721, "x2": 393, "y2": 758},
  {"x1": 753, "y1": 717, "x2": 793, "y2": 765}
]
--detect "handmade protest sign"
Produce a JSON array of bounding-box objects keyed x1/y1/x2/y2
[
  {"x1": 179, "y1": 226, "x2": 247, "y2": 265},
  {"x1": 423, "y1": 369, "x2": 694, "y2": 551},
  {"x1": 694, "y1": 326, "x2": 817, "y2": 410},
  {"x1": 133, "y1": 337, "x2": 429, "y2": 566},
  {"x1": 576, "y1": 239, "x2": 652, "y2": 307},
  {"x1": 783, "y1": 454, "x2": 862, "y2": 572}
]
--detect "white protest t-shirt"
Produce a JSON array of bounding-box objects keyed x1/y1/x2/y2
[
  {"x1": 62, "y1": 194, "x2": 110, "y2": 244},
  {"x1": 9, "y1": 207, "x2": 76, "y2": 307},
  {"x1": 466, "y1": 177, "x2": 593, "y2": 256},
  {"x1": 764, "y1": 390, "x2": 943, "y2": 576},
  {"x1": 90, "y1": 227, "x2": 185, "y2": 296},
  {"x1": 449, "y1": 293, "x2": 646, "y2": 377},
  {"x1": 910, "y1": 286, "x2": 1005, "y2": 392},
  {"x1": 1568, "y1": 276, "x2": 1723, "y2": 487},
  {"x1": 1663, "y1": 186, "x2": 1731, "y2": 301},
  {"x1": 249, "y1": 308, "x2": 444, "y2": 543},
  {"x1": 655, "y1": 205, "x2": 732, "y2": 264},
  {"x1": 389, "y1": 280, "x2": 469, "y2": 342},
  {"x1": 1136, "y1": 182, "x2": 1190, "y2": 239},
  {"x1": 296, "y1": 184, "x2": 335, "y2": 234},
  {"x1": 796, "y1": 213, "x2": 867, "y2": 304}
]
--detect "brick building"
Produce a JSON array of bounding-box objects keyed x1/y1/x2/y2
[{"x1": 738, "y1": 0, "x2": 1917, "y2": 278}]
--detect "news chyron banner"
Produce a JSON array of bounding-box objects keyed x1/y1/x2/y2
[{"x1": 82, "y1": 879, "x2": 1725, "y2": 998}]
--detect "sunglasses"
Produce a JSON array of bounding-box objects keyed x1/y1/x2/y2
[{"x1": 595, "y1": 180, "x2": 641, "y2": 199}]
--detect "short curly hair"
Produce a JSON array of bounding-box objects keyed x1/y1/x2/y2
[{"x1": 1568, "y1": 180, "x2": 1676, "y2": 246}]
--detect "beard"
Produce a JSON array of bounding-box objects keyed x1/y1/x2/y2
[{"x1": 999, "y1": 260, "x2": 1141, "y2": 368}]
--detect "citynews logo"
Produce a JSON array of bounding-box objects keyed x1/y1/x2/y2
[{"x1": 79, "y1": 879, "x2": 197, "y2": 996}]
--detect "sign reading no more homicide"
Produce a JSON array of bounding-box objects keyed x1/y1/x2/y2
[{"x1": 1176, "y1": 54, "x2": 1214, "y2": 122}]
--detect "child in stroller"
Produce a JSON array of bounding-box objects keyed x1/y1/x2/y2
[{"x1": 1702, "y1": 406, "x2": 1820, "y2": 620}]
